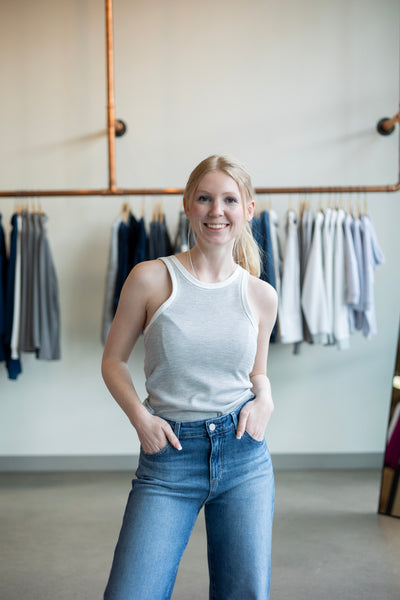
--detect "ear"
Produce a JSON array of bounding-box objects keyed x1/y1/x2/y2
[{"x1": 246, "y1": 200, "x2": 255, "y2": 222}]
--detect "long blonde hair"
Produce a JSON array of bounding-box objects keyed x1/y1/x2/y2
[{"x1": 184, "y1": 155, "x2": 261, "y2": 277}]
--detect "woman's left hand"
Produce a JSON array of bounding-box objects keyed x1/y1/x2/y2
[{"x1": 236, "y1": 398, "x2": 273, "y2": 441}]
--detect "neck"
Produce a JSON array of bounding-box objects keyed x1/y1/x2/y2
[{"x1": 186, "y1": 245, "x2": 236, "y2": 283}]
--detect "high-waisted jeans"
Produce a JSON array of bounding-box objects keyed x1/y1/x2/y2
[{"x1": 104, "y1": 400, "x2": 275, "y2": 600}]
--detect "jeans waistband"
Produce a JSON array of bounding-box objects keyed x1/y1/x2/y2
[{"x1": 164, "y1": 397, "x2": 253, "y2": 438}]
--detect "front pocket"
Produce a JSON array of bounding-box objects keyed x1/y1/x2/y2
[
  {"x1": 243, "y1": 430, "x2": 265, "y2": 445},
  {"x1": 141, "y1": 442, "x2": 171, "y2": 457}
]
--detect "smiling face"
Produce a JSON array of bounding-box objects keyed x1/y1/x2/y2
[{"x1": 184, "y1": 170, "x2": 254, "y2": 249}]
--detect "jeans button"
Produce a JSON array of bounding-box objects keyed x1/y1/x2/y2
[{"x1": 209, "y1": 423, "x2": 216, "y2": 432}]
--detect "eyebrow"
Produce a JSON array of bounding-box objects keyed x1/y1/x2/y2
[{"x1": 196, "y1": 189, "x2": 240, "y2": 196}]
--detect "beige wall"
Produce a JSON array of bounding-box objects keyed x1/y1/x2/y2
[{"x1": 0, "y1": 0, "x2": 399, "y2": 460}]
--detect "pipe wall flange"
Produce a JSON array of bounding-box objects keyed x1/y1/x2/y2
[
  {"x1": 377, "y1": 117, "x2": 396, "y2": 136},
  {"x1": 115, "y1": 119, "x2": 127, "y2": 137}
]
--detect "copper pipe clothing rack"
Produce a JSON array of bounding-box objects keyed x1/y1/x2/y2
[{"x1": 0, "y1": 0, "x2": 399, "y2": 199}]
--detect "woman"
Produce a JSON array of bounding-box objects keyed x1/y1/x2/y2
[{"x1": 102, "y1": 155, "x2": 278, "y2": 599}]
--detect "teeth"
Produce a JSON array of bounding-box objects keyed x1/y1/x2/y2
[{"x1": 206, "y1": 224, "x2": 227, "y2": 229}]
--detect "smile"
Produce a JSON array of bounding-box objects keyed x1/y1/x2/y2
[{"x1": 205, "y1": 224, "x2": 229, "y2": 229}]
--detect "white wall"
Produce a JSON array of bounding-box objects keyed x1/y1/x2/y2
[{"x1": 0, "y1": 0, "x2": 399, "y2": 461}]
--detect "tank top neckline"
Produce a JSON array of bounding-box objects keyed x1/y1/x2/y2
[{"x1": 167, "y1": 255, "x2": 242, "y2": 289}]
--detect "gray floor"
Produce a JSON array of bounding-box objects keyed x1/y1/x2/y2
[{"x1": 0, "y1": 470, "x2": 399, "y2": 600}]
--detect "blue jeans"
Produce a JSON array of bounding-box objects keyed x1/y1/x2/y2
[{"x1": 104, "y1": 400, "x2": 275, "y2": 599}]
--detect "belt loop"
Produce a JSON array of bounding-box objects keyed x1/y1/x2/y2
[
  {"x1": 231, "y1": 410, "x2": 238, "y2": 430},
  {"x1": 174, "y1": 422, "x2": 181, "y2": 437}
]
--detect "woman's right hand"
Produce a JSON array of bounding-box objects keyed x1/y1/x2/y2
[{"x1": 133, "y1": 411, "x2": 182, "y2": 454}]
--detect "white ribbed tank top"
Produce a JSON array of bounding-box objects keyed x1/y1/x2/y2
[{"x1": 143, "y1": 255, "x2": 258, "y2": 421}]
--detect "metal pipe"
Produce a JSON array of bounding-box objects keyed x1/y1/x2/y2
[
  {"x1": 105, "y1": 0, "x2": 117, "y2": 191},
  {"x1": 0, "y1": 183, "x2": 399, "y2": 197}
]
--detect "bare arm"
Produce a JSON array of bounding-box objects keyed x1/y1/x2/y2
[
  {"x1": 101, "y1": 261, "x2": 182, "y2": 452},
  {"x1": 236, "y1": 278, "x2": 278, "y2": 440}
]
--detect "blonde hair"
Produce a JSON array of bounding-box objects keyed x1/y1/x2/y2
[{"x1": 184, "y1": 155, "x2": 261, "y2": 277}]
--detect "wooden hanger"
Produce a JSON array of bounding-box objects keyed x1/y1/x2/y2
[
  {"x1": 119, "y1": 202, "x2": 130, "y2": 223},
  {"x1": 347, "y1": 197, "x2": 352, "y2": 215},
  {"x1": 158, "y1": 201, "x2": 164, "y2": 222}
]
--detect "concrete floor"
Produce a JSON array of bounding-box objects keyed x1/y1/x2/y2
[{"x1": 0, "y1": 470, "x2": 399, "y2": 600}]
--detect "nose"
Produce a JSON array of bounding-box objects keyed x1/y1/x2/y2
[{"x1": 208, "y1": 198, "x2": 224, "y2": 216}]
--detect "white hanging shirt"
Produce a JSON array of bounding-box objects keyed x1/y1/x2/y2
[
  {"x1": 333, "y1": 209, "x2": 350, "y2": 349},
  {"x1": 322, "y1": 208, "x2": 337, "y2": 344},
  {"x1": 360, "y1": 215, "x2": 385, "y2": 339},
  {"x1": 279, "y1": 210, "x2": 303, "y2": 344},
  {"x1": 343, "y1": 213, "x2": 360, "y2": 334},
  {"x1": 350, "y1": 217, "x2": 365, "y2": 331},
  {"x1": 301, "y1": 210, "x2": 330, "y2": 344}
]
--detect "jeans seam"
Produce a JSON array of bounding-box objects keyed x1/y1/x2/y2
[{"x1": 207, "y1": 536, "x2": 217, "y2": 600}]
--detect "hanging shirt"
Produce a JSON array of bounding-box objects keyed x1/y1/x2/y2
[
  {"x1": 174, "y1": 211, "x2": 190, "y2": 253},
  {"x1": 133, "y1": 217, "x2": 147, "y2": 265},
  {"x1": 19, "y1": 212, "x2": 36, "y2": 352},
  {"x1": 269, "y1": 209, "x2": 282, "y2": 341},
  {"x1": 333, "y1": 209, "x2": 350, "y2": 349},
  {"x1": 301, "y1": 211, "x2": 330, "y2": 344},
  {"x1": 279, "y1": 210, "x2": 303, "y2": 344},
  {"x1": 0, "y1": 214, "x2": 8, "y2": 362},
  {"x1": 262, "y1": 211, "x2": 275, "y2": 288},
  {"x1": 360, "y1": 215, "x2": 385, "y2": 339},
  {"x1": 148, "y1": 217, "x2": 173, "y2": 261},
  {"x1": 111, "y1": 213, "x2": 149, "y2": 316},
  {"x1": 343, "y1": 213, "x2": 360, "y2": 305},
  {"x1": 114, "y1": 216, "x2": 133, "y2": 314},
  {"x1": 31, "y1": 213, "x2": 41, "y2": 352},
  {"x1": 9, "y1": 215, "x2": 23, "y2": 376},
  {"x1": 36, "y1": 214, "x2": 61, "y2": 360},
  {"x1": 252, "y1": 211, "x2": 275, "y2": 288},
  {"x1": 147, "y1": 220, "x2": 160, "y2": 260},
  {"x1": 300, "y1": 208, "x2": 313, "y2": 278},
  {"x1": 296, "y1": 207, "x2": 314, "y2": 348},
  {"x1": 4, "y1": 215, "x2": 21, "y2": 378},
  {"x1": 343, "y1": 213, "x2": 360, "y2": 334},
  {"x1": 101, "y1": 217, "x2": 122, "y2": 345},
  {"x1": 322, "y1": 208, "x2": 337, "y2": 344},
  {"x1": 350, "y1": 217, "x2": 365, "y2": 331},
  {"x1": 269, "y1": 209, "x2": 282, "y2": 300}
]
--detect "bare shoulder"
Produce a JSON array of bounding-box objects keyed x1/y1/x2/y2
[
  {"x1": 248, "y1": 275, "x2": 278, "y2": 313},
  {"x1": 122, "y1": 259, "x2": 172, "y2": 327},
  {"x1": 127, "y1": 258, "x2": 170, "y2": 291},
  {"x1": 116, "y1": 258, "x2": 171, "y2": 312}
]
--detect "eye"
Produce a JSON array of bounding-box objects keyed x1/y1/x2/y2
[
  {"x1": 225, "y1": 196, "x2": 240, "y2": 204},
  {"x1": 197, "y1": 195, "x2": 211, "y2": 202}
]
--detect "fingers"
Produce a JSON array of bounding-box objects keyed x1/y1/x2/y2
[
  {"x1": 163, "y1": 423, "x2": 182, "y2": 451},
  {"x1": 137, "y1": 415, "x2": 182, "y2": 453},
  {"x1": 236, "y1": 409, "x2": 249, "y2": 439}
]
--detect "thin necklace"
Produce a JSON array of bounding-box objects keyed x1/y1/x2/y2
[
  {"x1": 188, "y1": 249, "x2": 199, "y2": 280},
  {"x1": 188, "y1": 249, "x2": 236, "y2": 282}
]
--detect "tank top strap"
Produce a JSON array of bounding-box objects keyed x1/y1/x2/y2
[
  {"x1": 159, "y1": 256, "x2": 178, "y2": 291},
  {"x1": 240, "y1": 269, "x2": 258, "y2": 331}
]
